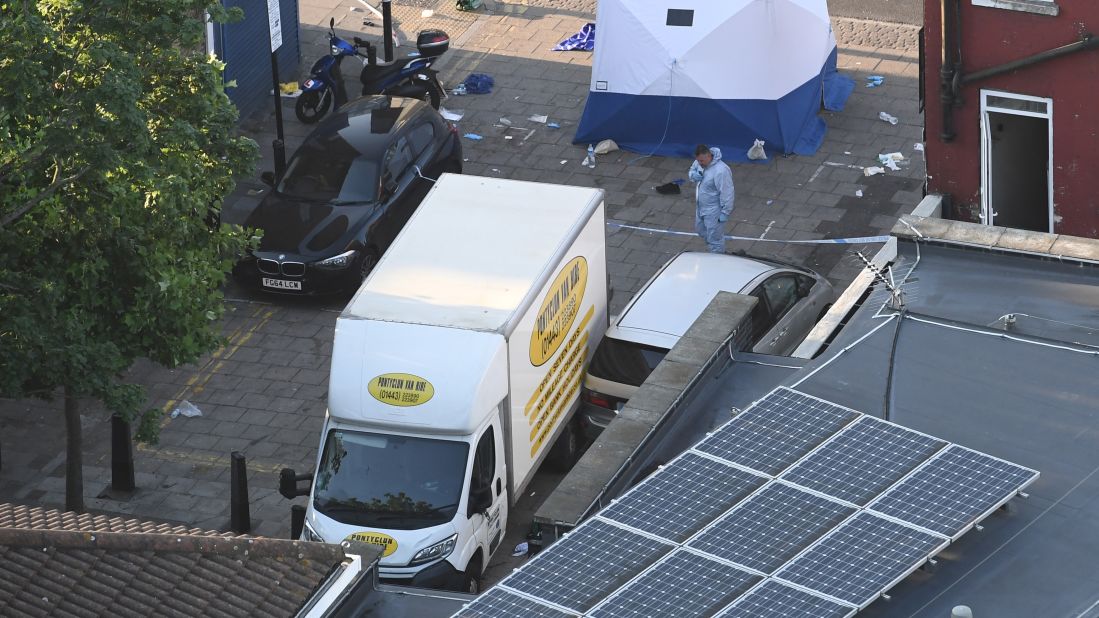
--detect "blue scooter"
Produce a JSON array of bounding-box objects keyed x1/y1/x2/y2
[
  {"x1": 296, "y1": 19, "x2": 450, "y2": 124},
  {"x1": 295, "y1": 19, "x2": 358, "y2": 124}
]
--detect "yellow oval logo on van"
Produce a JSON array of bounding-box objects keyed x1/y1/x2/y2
[
  {"x1": 345, "y1": 531, "x2": 399, "y2": 557},
  {"x1": 368, "y1": 373, "x2": 434, "y2": 407},
  {"x1": 530, "y1": 256, "x2": 588, "y2": 366}
]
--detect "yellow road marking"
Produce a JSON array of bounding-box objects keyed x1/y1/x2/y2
[
  {"x1": 134, "y1": 444, "x2": 288, "y2": 475},
  {"x1": 159, "y1": 306, "x2": 277, "y2": 427}
]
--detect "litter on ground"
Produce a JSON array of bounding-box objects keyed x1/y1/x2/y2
[
  {"x1": 553, "y1": 23, "x2": 595, "y2": 51},
  {"x1": 439, "y1": 108, "x2": 464, "y2": 122},
  {"x1": 879, "y1": 112, "x2": 899, "y2": 125},
  {"x1": 529, "y1": 114, "x2": 548, "y2": 124},
  {"x1": 747, "y1": 139, "x2": 767, "y2": 160},
  {"x1": 547, "y1": 122, "x2": 561, "y2": 129},
  {"x1": 463, "y1": 133, "x2": 483, "y2": 140},
  {"x1": 864, "y1": 166, "x2": 885, "y2": 176},
  {"x1": 594, "y1": 139, "x2": 619, "y2": 155},
  {"x1": 914, "y1": 142, "x2": 925, "y2": 152},
  {"x1": 856, "y1": 190, "x2": 864, "y2": 197},
  {"x1": 170, "y1": 400, "x2": 202, "y2": 418},
  {"x1": 460, "y1": 73, "x2": 494, "y2": 94}
]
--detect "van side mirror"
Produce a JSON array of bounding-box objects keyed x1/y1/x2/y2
[
  {"x1": 260, "y1": 171, "x2": 276, "y2": 187},
  {"x1": 279, "y1": 468, "x2": 313, "y2": 499}
]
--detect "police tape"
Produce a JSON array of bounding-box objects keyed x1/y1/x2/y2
[{"x1": 606, "y1": 221, "x2": 890, "y2": 245}]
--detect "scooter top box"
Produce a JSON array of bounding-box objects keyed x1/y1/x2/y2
[{"x1": 416, "y1": 30, "x2": 449, "y2": 57}]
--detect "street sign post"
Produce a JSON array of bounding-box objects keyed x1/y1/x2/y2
[{"x1": 267, "y1": 0, "x2": 287, "y2": 179}]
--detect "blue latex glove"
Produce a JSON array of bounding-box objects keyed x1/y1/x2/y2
[
  {"x1": 688, "y1": 160, "x2": 704, "y2": 183},
  {"x1": 718, "y1": 214, "x2": 728, "y2": 223}
]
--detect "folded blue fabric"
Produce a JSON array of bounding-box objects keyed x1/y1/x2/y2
[
  {"x1": 553, "y1": 23, "x2": 595, "y2": 51},
  {"x1": 462, "y1": 73, "x2": 495, "y2": 94}
]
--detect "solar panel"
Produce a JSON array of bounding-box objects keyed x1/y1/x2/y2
[
  {"x1": 601, "y1": 452, "x2": 768, "y2": 542},
  {"x1": 456, "y1": 387, "x2": 1039, "y2": 618},
  {"x1": 781, "y1": 417, "x2": 946, "y2": 506},
  {"x1": 717, "y1": 580, "x2": 854, "y2": 618},
  {"x1": 589, "y1": 550, "x2": 761, "y2": 618},
  {"x1": 453, "y1": 588, "x2": 577, "y2": 618},
  {"x1": 502, "y1": 518, "x2": 674, "y2": 613},
  {"x1": 688, "y1": 482, "x2": 856, "y2": 573},
  {"x1": 695, "y1": 387, "x2": 859, "y2": 475},
  {"x1": 869, "y1": 444, "x2": 1039, "y2": 538},
  {"x1": 775, "y1": 511, "x2": 948, "y2": 607}
]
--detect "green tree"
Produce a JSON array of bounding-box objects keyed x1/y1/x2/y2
[{"x1": 0, "y1": 0, "x2": 259, "y2": 512}]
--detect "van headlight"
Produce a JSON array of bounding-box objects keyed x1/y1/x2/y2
[
  {"x1": 409, "y1": 534, "x2": 458, "y2": 566},
  {"x1": 302, "y1": 521, "x2": 323, "y2": 542},
  {"x1": 315, "y1": 249, "x2": 357, "y2": 269}
]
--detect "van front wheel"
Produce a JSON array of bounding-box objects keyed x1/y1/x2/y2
[{"x1": 461, "y1": 557, "x2": 482, "y2": 594}]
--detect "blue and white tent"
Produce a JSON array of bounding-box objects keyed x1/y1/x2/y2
[{"x1": 574, "y1": 0, "x2": 853, "y2": 161}]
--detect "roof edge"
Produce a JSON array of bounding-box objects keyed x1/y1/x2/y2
[
  {"x1": 0, "y1": 526, "x2": 347, "y2": 563},
  {"x1": 893, "y1": 210, "x2": 1099, "y2": 263}
]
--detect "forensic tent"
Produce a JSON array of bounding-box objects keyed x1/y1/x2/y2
[{"x1": 574, "y1": 0, "x2": 853, "y2": 161}]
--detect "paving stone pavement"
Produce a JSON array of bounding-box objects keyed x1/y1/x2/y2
[{"x1": 0, "y1": 0, "x2": 925, "y2": 561}]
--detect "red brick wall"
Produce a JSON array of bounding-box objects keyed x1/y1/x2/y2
[{"x1": 923, "y1": 1, "x2": 1099, "y2": 236}]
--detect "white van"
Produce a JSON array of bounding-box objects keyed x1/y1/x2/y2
[{"x1": 285, "y1": 174, "x2": 608, "y2": 592}]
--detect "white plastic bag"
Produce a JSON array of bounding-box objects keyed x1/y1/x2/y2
[
  {"x1": 170, "y1": 400, "x2": 202, "y2": 418},
  {"x1": 594, "y1": 139, "x2": 619, "y2": 155},
  {"x1": 747, "y1": 139, "x2": 767, "y2": 161}
]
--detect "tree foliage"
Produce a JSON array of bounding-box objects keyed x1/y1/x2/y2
[{"x1": 0, "y1": 0, "x2": 259, "y2": 442}]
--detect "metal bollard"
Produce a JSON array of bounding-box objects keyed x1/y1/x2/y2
[
  {"x1": 230, "y1": 451, "x2": 251, "y2": 534},
  {"x1": 110, "y1": 414, "x2": 136, "y2": 492},
  {"x1": 272, "y1": 139, "x2": 287, "y2": 181},
  {"x1": 290, "y1": 504, "x2": 306, "y2": 540}
]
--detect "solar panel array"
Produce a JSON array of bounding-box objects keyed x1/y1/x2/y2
[{"x1": 454, "y1": 387, "x2": 1038, "y2": 618}]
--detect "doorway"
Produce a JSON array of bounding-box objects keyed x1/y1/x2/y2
[{"x1": 980, "y1": 91, "x2": 1053, "y2": 233}]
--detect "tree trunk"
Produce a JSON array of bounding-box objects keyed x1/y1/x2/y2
[{"x1": 63, "y1": 387, "x2": 84, "y2": 513}]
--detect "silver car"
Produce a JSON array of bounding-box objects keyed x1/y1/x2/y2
[{"x1": 581, "y1": 251, "x2": 834, "y2": 430}]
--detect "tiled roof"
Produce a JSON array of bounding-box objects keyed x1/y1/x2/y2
[
  {"x1": 0, "y1": 504, "x2": 347, "y2": 618},
  {"x1": 0, "y1": 503, "x2": 229, "y2": 536}
]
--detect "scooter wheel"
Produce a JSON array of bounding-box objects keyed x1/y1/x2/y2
[
  {"x1": 408, "y1": 85, "x2": 441, "y2": 110},
  {"x1": 295, "y1": 90, "x2": 331, "y2": 124}
]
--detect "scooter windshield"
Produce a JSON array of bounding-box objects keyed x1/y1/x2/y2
[{"x1": 313, "y1": 429, "x2": 469, "y2": 530}]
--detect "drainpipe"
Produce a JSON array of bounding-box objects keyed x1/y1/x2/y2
[
  {"x1": 962, "y1": 34, "x2": 1099, "y2": 84},
  {"x1": 939, "y1": 0, "x2": 961, "y2": 142}
]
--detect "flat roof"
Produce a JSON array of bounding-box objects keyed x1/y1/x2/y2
[
  {"x1": 685, "y1": 240, "x2": 1099, "y2": 616},
  {"x1": 344, "y1": 174, "x2": 603, "y2": 333}
]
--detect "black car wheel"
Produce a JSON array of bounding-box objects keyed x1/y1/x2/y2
[{"x1": 359, "y1": 249, "x2": 380, "y2": 283}]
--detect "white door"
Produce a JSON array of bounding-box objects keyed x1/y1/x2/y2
[{"x1": 980, "y1": 90, "x2": 1053, "y2": 233}]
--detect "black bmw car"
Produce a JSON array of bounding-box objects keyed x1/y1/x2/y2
[{"x1": 227, "y1": 96, "x2": 462, "y2": 294}]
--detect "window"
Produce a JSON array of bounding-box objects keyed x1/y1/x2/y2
[
  {"x1": 971, "y1": 0, "x2": 1058, "y2": 16},
  {"x1": 471, "y1": 427, "x2": 495, "y2": 492},
  {"x1": 408, "y1": 123, "x2": 435, "y2": 158},
  {"x1": 747, "y1": 274, "x2": 808, "y2": 344},
  {"x1": 381, "y1": 136, "x2": 412, "y2": 192},
  {"x1": 666, "y1": 9, "x2": 694, "y2": 26},
  {"x1": 587, "y1": 337, "x2": 669, "y2": 387},
  {"x1": 762, "y1": 275, "x2": 799, "y2": 320}
]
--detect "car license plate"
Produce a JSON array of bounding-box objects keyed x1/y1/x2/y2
[{"x1": 262, "y1": 278, "x2": 302, "y2": 291}]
